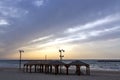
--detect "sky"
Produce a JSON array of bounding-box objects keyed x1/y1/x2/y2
[{"x1": 0, "y1": 0, "x2": 120, "y2": 60}]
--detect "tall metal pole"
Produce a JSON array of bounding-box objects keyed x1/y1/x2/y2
[
  {"x1": 19, "y1": 50, "x2": 24, "y2": 70},
  {"x1": 59, "y1": 49, "x2": 65, "y2": 73},
  {"x1": 19, "y1": 51, "x2": 21, "y2": 69},
  {"x1": 59, "y1": 49, "x2": 64, "y2": 61}
]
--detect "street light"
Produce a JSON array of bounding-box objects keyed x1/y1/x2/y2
[
  {"x1": 59, "y1": 49, "x2": 65, "y2": 73},
  {"x1": 19, "y1": 50, "x2": 24, "y2": 70},
  {"x1": 59, "y1": 49, "x2": 65, "y2": 61}
]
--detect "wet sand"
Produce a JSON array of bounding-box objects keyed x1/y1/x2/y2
[{"x1": 0, "y1": 68, "x2": 120, "y2": 80}]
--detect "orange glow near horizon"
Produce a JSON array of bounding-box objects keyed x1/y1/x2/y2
[
  {"x1": 5, "y1": 44, "x2": 84, "y2": 59},
  {"x1": 4, "y1": 40, "x2": 120, "y2": 60}
]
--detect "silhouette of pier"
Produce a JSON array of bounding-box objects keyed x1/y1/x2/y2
[{"x1": 23, "y1": 60, "x2": 90, "y2": 75}]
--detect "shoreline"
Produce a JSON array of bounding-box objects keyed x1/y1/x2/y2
[
  {"x1": 0, "y1": 67, "x2": 120, "y2": 72},
  {"x1": 0, "y1": 67, "x2": 120, "y2": 80}
]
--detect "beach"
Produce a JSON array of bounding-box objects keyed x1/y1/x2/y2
[{"x1": 0, "y1": 68, "x2": 120, "y2": 80}]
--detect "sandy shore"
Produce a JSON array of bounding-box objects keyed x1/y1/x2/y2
[{"x1": 0, "y1": 68, "x2": 120, "y2": 80}]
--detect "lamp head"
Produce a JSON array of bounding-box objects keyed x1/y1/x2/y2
[{"x1": 19, "y1": 50, "x2": 24, "y2": 53}]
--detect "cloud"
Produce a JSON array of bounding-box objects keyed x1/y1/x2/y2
[
  {"x1": 0, "y1": 0, "x2": 120, "y2": 59},
  {"x1": 33, "y1": 0, "x2": 45, "y2": 7},
  {"x1": 89, "y1": 26, "x2": 120, "y2": 37},
  {"x1": 0, "y1": 19, "x2": 9, "y2": 34},
  {"x1": 29, "y1": 35, "x2": 53, "y2": 43},
  {"x1": 0, "y1": 0, "x2": 28, "y2": 18},
  {"x1": 0, "y1": 19, "x2": 9, "y2": 25},
  {"x1": 65, "y1": 14, "x2": 120, "y2": 33},
  {"x1": 0, "y1": 6, "x2": 28, "y2": 18},
  {"x1": 26, "y1": 26, "x2": 120, "y2": 50}
]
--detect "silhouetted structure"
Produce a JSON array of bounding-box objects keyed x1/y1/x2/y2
[
  {"x1": 59, "y1": 49, "x2": 65, "y2": 61},
  {"x1": 23, "y1": 60, "x2": 90, "y2": 75},
  {"x1": 19, "y1": 50, "x2": 24, "y2": 70},
  {"x1": 58, "y1": 49, "x2": 65, "y2": 73},
  {"x1": 69, "y1": 60, "x2": 90, "y2": 75}
]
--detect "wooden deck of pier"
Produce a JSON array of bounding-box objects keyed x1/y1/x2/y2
[{"x1": 23, "y1": 60, "x2": 90, "y2": 75}]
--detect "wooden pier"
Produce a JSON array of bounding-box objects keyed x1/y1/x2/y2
[{"x1": 23, "y1": 60, "x2": 90, "y2": 75}]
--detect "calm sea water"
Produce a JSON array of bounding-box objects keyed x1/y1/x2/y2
[{"x1": 0, "y1": 60, "x2": 120, "y2": 71}]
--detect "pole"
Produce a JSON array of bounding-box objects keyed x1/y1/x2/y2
[
  {"x1": 59, "y1": 49, "x2": 65, "y2": 73},
  {"x1": 60, "y1": 51, "x2": 62, "y2": 73},
  {"x1": 19, "y1": 50, "x2": 24, "y2": 70},
  {"x1": 19, "y1": 51, "x2": 21, "y2": 70},
  {"x1": 60, "y1": 52, "x2": 62, "y2": 61}
]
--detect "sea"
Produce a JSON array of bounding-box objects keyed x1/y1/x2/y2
[{"x1": 0, "y1": 60, "x2": 120, "y2": 71}]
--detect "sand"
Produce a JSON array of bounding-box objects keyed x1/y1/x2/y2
[{"x1": 0, "y1": 68, "x2": 120, "y2": 80}]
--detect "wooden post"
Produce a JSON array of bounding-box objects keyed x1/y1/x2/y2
[
  {"x1": 29, "y1": 65, "x2": 32, "y2": 73},
  {"x1": 26, "y1": 65, "x2": 28, "y2": 72},
  {"x1": 35, "y1": 65, "x2": 37, "y2": 72},
  {"x1": 45, "y1": 65, "x2": 46, "y2": 73},
  {"x1": 86, "y1": 66, "x2": 90, "y2": 75},
  {"x1": 23, "y1": 64, "x2": 25, "y2": 72},
  {"x1": 55, "y1": 65, "x2": 58, "y2": 75},
  {"x1": 50, "y1": 65, "x2": 52, "y2": 73},
  {"x1": 39, "y1": 65, "x2": 42, "y2": 72},
  {"x1": 66, "y1": 65, "x2": 69, "y2": 75},
  {"x1": 46, "y1": 65, "x2": 49, "y2": 73},
  {"x1": 41, "y1": 65, "x2": 43, "y2": 72},
  {"x1": 76, "y1": 65, "x2": 80, "y2": 75}
]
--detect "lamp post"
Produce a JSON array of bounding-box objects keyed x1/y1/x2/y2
[
  {"x1": 59, "y1": 49, "x2": 65, "y2": 73},
  {"x1": 59, "y1": 49, "x2": 65, "y2": 61},
  {"x1": 19, "y1": 50, "x2": 24, "y2": 70}
]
